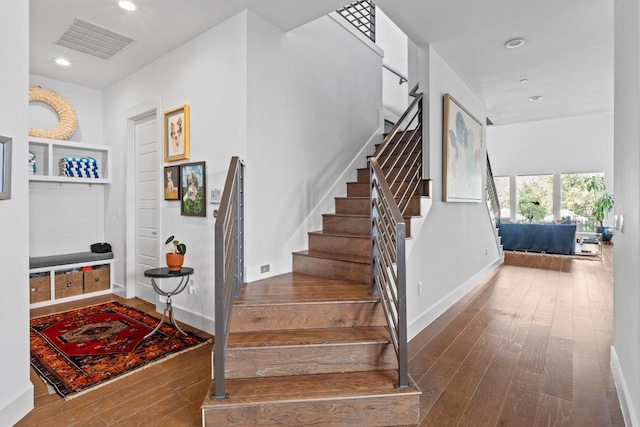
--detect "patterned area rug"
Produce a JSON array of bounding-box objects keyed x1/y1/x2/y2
[{"x1": 30, "y1": 301, "x2": 209, "y2": 400}]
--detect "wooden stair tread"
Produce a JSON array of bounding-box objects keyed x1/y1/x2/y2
[
  {"x1": 236, "y1": 273, "x2": 377, "y2": 304},
  {"x1": 228, "y1": 326, "x2": 390, "y2": 348},
  {"x1": 294, "y1": 249, "x2": 370, "y2": 264},
  {"x1": 202, "y1": 371, "x2": 420, "y2": 407},
  {"x1": 323, "y1": 212, "x2": 369, "y2": 218}
]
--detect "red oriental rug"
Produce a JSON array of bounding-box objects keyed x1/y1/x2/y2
[{"x1": 30, "y1": 301, "x2": 210, "y2": 400}]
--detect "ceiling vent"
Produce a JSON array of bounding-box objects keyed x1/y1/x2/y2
[{"x1": 55, "y1": 18, "x2": 134, "y2": 60}]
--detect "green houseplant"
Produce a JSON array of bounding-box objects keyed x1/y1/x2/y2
[
  {"x1": 584, "y1": 176, "x2": 614, "y2": 241},
  {"x1": 165, "y1": 235, "x2": 187, "y2": 271}
]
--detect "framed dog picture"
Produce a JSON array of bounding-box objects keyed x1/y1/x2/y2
[
  {"x1": 164, "y1": 165, "x2": 180, "y2": 200},
  {"x1": 180, "y1": 161, "x2": 206, "y2": 216},
  {"x1": 164, "y1": 104, "x2": 190, "y2": 162}
]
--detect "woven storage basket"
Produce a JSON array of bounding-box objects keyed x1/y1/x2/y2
[
  {"x1": 29, "y1": 273, "x2": 51, "y2": 304},
  {"x1": 55, "y1": 270, "x2": 83, "y2": 299},
  {"x1": 84, "y1": 265, "x2": 110, "y2": 293}
]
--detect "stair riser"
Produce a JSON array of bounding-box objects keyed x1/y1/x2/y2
[
  {"x1": 202, "y1": 394, "x2": 420, "y2": 427},
  {"x1": 222, "y1": 343, "x2": 397, "y2": 379},
  {"x1": 322, "y1": 215, "x2": 370, "y2": 235},
  {"x1": 357, "y1": 166, "x2": 419, "y2": 182},
  {"x1": 293, "y1": 253, "x2": 370, "y2": 284},
  {"x1": 375, "y1": 139, "x2": 422, "y2": 157},
  {"x1": 230, "y1": 302, "x2": 385, "y2": 332},
  {"x1": 348, "y1": 181, "x2": 414, "y2": 198},
  {"x1": 376, "y1": 151, "x2": 421, "y2": 171},
  {"x1": 308, "y1": 233, "x2": 370, "y2": 257},
  {"x1": 335, "y1": 197, "x2": 370, "y2": 215}
]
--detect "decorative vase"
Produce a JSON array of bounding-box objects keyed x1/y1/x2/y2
[
  {"x1": 166, "y1": 253, "x2": 184, "y2": 272},
  {"x1": 596, "y1": 226, "x2": 614, "y2": 243}
]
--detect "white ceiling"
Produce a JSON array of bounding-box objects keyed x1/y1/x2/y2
[{"x1": 30, "y1": 0, "x2": 613, "y2": 126}]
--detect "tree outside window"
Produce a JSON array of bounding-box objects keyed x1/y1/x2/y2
[{"x1": 516, "y1": 175, "x2": 552, "y2": 223}]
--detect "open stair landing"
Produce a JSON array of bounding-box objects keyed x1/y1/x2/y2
[{"x1": 201, "y1": 273, "x2": 421, "y2": 426}]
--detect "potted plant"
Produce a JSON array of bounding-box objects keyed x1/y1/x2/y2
[
  {"x1": 165, "y1": 235, "x2": 187, "y2": 271},
  {"x1": 585, "y1": 176, "x2": 614, "y2": 242}
]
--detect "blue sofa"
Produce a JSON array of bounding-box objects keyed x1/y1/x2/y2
[{"x1": 498, "y1": 222, "x2": 576, "y2": 255}]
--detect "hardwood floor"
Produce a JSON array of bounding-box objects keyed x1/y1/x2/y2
[
  {"x1": 19, "y1": 245, "x2": 623, "y2": 426},
  {"x1": 411, "y1": 245, "x2": 624, "y2": 427},
  {"x1": 18, "y1": 295, "x2": 213, "y2": 427}
]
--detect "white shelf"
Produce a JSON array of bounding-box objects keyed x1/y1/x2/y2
[{"x1": 29, "y1": 136, "x2": 111, "y2": 184}]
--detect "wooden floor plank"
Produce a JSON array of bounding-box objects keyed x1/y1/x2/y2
[{"x1": 497, "y1": 368, "x2": 543, "y2": 427}]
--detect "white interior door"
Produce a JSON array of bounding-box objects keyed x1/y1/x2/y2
[{"x1": 134, "y1": 113, "x2": 159, "y2": 303}]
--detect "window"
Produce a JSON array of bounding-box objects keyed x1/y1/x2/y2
[
  {"x1": 516, "y1": 175, "x2": 553, "y2": 223},
  {"x1": 561, "y1": 172, "x2": 604, "y2": 231}
]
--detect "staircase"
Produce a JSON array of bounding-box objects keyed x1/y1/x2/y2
[{"x1": 202, "y1": 94, "x2": 425, "y2": 426}]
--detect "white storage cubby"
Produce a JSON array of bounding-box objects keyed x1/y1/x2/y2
[
  {"x1": 28, "y1": 136, "x2": 114, "y2": 307},
  {"x1": 29, "y1": 256, "x2": 114, "y2": 308},
  {"x1": 28, "y1": 136, "x2": 111, "y2": 184}
]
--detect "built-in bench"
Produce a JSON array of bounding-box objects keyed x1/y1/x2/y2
[
  {"x1": 29, "y1": 251, "x2": 114, "y2": 307},
  {"x1": 29, "y1": 251, "x2": 113, "y2": 269}
]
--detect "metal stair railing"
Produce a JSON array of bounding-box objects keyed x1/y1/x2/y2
[
  {"x1": 375, "y1": 84, "x2": 423, "y2": 215},
  {"x1": 486, "y1": 152, "x2": 501, "y2": 223},
  {"x1": 212, "y1": 156, "x2": 245, "y2": 400},
  {"x1": 336, "y1": 0, "x2": 376, "y2": 42},
  {"x1": 370, "y1": 156, "x2": 410, "y2": 389}
]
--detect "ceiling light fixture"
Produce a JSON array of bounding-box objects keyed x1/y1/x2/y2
[
  {"x1": 118, "y1": 1, "x2": 136, "y2": 11},
  {"x1": 528, "y1": 95, "x2": 543, "y2": 101},
  {"x1": 504, "y1": 38, "x2": 526, "y2": 49},
  {"x1": 520, "y1": 78, "x2": 528, "y2": 83},
  {"x1": 55, "y1": 58, "x2": 71, "y2": 66}
]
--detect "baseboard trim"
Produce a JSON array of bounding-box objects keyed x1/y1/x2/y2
[
  {"x1": 0, "y1": 382, "x2": 34, "y2": 426},
  {"x1": 153, "y1": 300, "x2": 215, "y2": 336},
  {"x1": 408, "y1": 257, "x2": 503, "y2": 340},
  {"x1": 611, "y1": 345, "x2": 639, "y2": 427}
]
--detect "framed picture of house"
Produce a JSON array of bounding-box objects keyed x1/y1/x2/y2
[
  {"x1": 164, "y1": 165, "x2": 180, "y2": 200},
  {"x1": 180, "y1": 161, "x2": 206, "y2": 216},
  {"x1": 442, "y1": 93, "x2": 483, "y2": 202},
  {"x1": 163, "y1": 104, "x2": 190, "y2": 162},
  {"x1": 0, "y1": 136, "x2": 12, "y2": 200}
]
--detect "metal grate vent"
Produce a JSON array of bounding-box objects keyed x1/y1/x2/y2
[{"x1": 55, "y1": 18, "x2": 135, "y2": 60}]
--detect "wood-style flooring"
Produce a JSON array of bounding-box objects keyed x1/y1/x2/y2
[
  {"x1": 411, "y1": 245, "x2": 623, "y2": 427},
  {"x1": 18, "y1": 245, "x2": 623, "y2": 426}
]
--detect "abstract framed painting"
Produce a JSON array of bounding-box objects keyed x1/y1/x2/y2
[
  {"x1": 163, "y1": 104, "x2": 190, "y2": 162},
  {"x1": 442, "y1": 93, "x2": 483, "y2": 202},
  {"x1": 180, "y1": 161, "x2": 206, "y2": 216}
]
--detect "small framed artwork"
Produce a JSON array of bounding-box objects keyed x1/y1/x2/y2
[
  {"x1": 0, "y1": 136, "x2": 12, "y2": 200},
  {"x1": 180, "y1": 161, "x2": 206, "y2": 216},
  {"x1": 164, "y1": 165, "x2": 180, "y2": 200},
  {"x1": 164, "y1": 104, "x2": 190, "y2": 162},
  {"x1": 442, "y1": 93, "x2": 483, "y2": 203}
]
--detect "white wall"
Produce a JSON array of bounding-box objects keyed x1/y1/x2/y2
[
  {"x1": 103, "y1": 11, "x2": 382, "y2": 332},
  {"x1": 29, "y1": 75, "x2": 104, "y2": 144},
  {"x1": 0, "y1": 1, "x2": 33, "y2": 425},
  {"x1": 487, "y1": 113, "x2": 614, "y2": 187},
  {"x1": 244, "y1": 12, "x2": 382, "y2": 279},
  {"x1": 612, "y1": 1, "x2": 640, "y2": 424},
  {"x1": 377, "y1": 8, "x2": 409, "y2": 121},
  {"x1": 406, "y1": 45, "x2": 501, "y2": 338}
]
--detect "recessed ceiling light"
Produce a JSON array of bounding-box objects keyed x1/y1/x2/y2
[
  {"x1": 528, "y1": 95, "x2": 543, "y2": 101},
  {"x1": 118, "y1": 1, "x2": 136, "y2": 11},
  {"x1": 520, "y1": 78, "x2": 528, "y2": 83},
  {"x1": 55, "y1": 58, "x2": 71, "y2": 66},
  {"x1": 504, "y1": 38, "x2": 526, "y2": 49}
]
